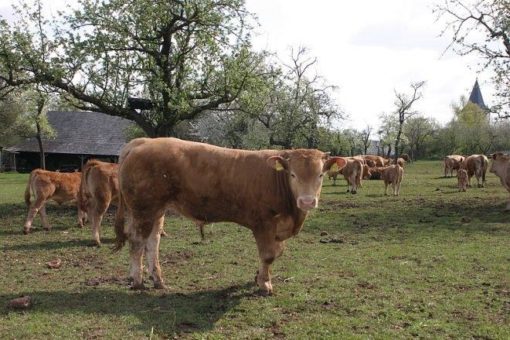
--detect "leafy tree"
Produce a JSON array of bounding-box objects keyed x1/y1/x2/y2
[
  {"x1": 435, "y1": 0, "x2": 510, "y2": 117},
  {"x1": 0, "y1": 93, "x2": 23, "y2": 147},
  {"x1": 378, "y1": 113, "x2": 399, "y2": 157},
  {"x1": 0, "y1": 0, "x2": 261, "y2": 137},
  {"x1": 359, "y1": 125, "x2": 373, "y2": 154},
  {"x1": 403, "y1": 116, "x2": 438, "y2": 160},
  {"x1": 392, "y1": 81, "x2": 425, "y2": 160}
]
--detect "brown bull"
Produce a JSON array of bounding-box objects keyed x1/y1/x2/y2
[
  {"x1": 462, "y1": 154, "x2": 489, "y2": 188},
  {"x1": 444, "y1": 155, "x2": 464, "y2": 177},
  {"x1": 23, "y1": 169, "x2": 86, "y2": 234},
  {"x1": 113, "y1": 137, "x2": 346, "y2": 294},
  {"x1": 381, "y1": 164, "x2": 404, "y2": 196},
  {"x1": 490, "y1": 153, "x2": 510, "y2": 210}
]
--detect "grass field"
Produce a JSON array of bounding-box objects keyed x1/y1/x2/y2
[{"x1": 0, "y1": 161, "x2": 509, "y2": 339}]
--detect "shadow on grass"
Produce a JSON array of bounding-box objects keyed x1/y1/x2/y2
[
  {"x1": 1, "y1": 282, "x2": 255, "y2": 336},
  {"x1": 3, "y1": 236, "x2": 116, "y2": 251}
]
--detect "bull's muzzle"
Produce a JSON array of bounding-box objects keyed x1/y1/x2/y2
[{"x1": 297, "y1": 196, "x2": 317, "y2": 211}]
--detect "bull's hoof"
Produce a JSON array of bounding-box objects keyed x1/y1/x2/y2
[
  {"x1": 130, "y1": 282, "x2": 146, "y2": 290},
  {"x1": 346, "y1": 189, "x2": 350, "y2": 193},
  {"x1": 351, "y1": 190, "x2": 357, "y2": 194},
  {"x1": 153, "y1": 282, "x2": 167, "y2": 290},
  {"x1": 160, "y1": 230, "x2": 168, "y2": 237},
  {"x1": 43, "y1": 227, "x2": 50, "y2": 231},
  {"x1": 23, "y1": 229, "x2": 30, "y2": 235}
]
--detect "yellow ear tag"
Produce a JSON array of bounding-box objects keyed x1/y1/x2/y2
[
  {"x1": 330, "y1": 162, "x2": 339, "y2": 172},
  {"x1": 275, "y1": 161, "x2": 284, "y2": 171}
]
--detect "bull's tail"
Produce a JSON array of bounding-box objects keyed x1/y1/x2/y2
[
  {"x1": 78, "y1": 161, "x2": 95, "y2": 212},
  {"x1": 481, "y1": 155, "x2": 488, "y2": 184},
  {"x1": 113, "y1": 190, "x2": 128, "y2": 251},
  {"x1": 24, "y1": 171, "x2": 34, "y2": 207}
]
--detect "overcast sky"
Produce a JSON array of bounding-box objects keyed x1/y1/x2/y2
[{"x1": 0, "y1": 0, "x2": 494, "y2": 132}]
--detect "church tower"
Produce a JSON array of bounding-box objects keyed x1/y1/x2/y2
[{"x1": 467, "y1": 79, "x2": 490, "y2": 120}]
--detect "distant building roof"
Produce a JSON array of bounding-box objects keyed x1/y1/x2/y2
[
  {"x1": 468, "y1": 79, "x2": 489, "y2": 111},
  {"x1": 6, "y1": 111, "x2": 133, "y2": 156}
]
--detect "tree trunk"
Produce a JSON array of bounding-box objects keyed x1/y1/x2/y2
[{"x1": 35, "y1": 121, "x2": 45, "y2": 169}]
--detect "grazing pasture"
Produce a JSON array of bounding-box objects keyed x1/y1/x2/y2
[{"x1": 0, "y1": 161, "x2": 509, "y2": 339}]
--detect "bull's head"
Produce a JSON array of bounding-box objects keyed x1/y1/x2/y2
[
  {"x1": 267, "y1": 151, "x2": 347, "y2": 211},
  {"x1": 490, "y1": 152, "x2": 508, "y2": 173}
]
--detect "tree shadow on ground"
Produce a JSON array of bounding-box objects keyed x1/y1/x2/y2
[
  {"x1": 1, "y1": 282, "x2": 255, "y2": 337},
  {"x1": 3, "y1": 237, "x2": 118, "y2": 251}
]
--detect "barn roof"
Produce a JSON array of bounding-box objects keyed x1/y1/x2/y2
[{"x1": 6, "y1": 111, "x2": 134, "y2": 156}]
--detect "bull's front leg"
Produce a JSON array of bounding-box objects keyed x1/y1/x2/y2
[{"x1": 253, "y1": 229, "x2": 285, "y2": 295}]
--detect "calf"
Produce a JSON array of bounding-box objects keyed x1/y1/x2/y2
[
  {"x1": 462, "y1": 154, "x2": 489, "y2": 187},
  {"x1": 24, "y1": 169, "x2": 86, "y2": 234},
  {"x1": 381, "y1": 164, "x2": 404, "y2": 196},
  {"x1": 444, "y1": 155, "x2": 464, "y2": 177},
  {"x1": 113, "y1": 137, "x2": 346, "y2": 294},
  {"x1": 78, "y1": 160, "x2": 120, "y2": 246},
  {"x1": 457, "y1": 169, "x2": 468, "y2": 192},
  {"x1": 489, "y1": 153, "x2": 510, "y2": 210}
]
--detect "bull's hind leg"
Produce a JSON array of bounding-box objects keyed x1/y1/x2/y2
[
  {"x1": 253, "y1": 230, "x2": 285, "y2": 295},
  {"x1": 129, "y1": 234, "x2": 146, "y2": 290},
  {"x1": 91, "y1": 197, "x2": 110, "y2": 246},
  {"x1": 145, "y1": 215, "x2": 166, "y2": 289},
  {"x1": 24, "y1": 197, "x2": 45, "y2": 234},
  {"x1": 40, "y1": 204, "x2": 51, "y2": 230}
]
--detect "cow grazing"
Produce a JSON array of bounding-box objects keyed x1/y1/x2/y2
[
  {"x1": 444, "y1": 155, "x2": 465, "y2": 177},
  {"x1": 400, "y1": 154, "x2": 411, "y2": 163},
  {"x1": 113, "y1": 137, "x2": 346, "y2": 294},
  {"x1": 327, "y1": 169, "x2": 340, "y2": 185},
  {"x1": 24, "y1": 169, "x2": 86, "y2": 234},
  {"x1": 78, "y1": 160, "x2": 120, "y2": 246},
  {"x1": 462, "y1": 154, "x2": 489, "y2": 188},
  {"x1": 363, "y1": 155, "x2": 386, "y2": 167},
  {"x1": 457, "y1": 169, "x2": 468, "y2": 192},
  {"x1": 381, "y1": 164, "x2": 404, "y2": 196},
  {"x1": 490, "y1": 152, "x2": 510, "y2": 210}
]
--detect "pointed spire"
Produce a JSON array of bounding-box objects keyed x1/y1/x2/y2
[{"x1": 468, "y1": 79, "x2": 488, "y2": 111}]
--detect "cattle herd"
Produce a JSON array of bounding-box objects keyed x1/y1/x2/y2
[{"x1": 19, "y1": 137, "x2": 510, "y2": 294}]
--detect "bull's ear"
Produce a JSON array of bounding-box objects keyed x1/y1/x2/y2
[
  {"x1": 323, "y1": 157, "x2": 347, "y2": 172},
  {"x1": 267, "y1": 156, "x2": 289, "y2": 171}
]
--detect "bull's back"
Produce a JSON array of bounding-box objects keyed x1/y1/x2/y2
[{"x1": 119, "y1": 138, "x2": 279, "y2": 225}]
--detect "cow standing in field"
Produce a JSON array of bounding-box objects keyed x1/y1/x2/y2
[
  {"x1": 457, "y1": 169, "x2": 468, "y2": 192},
  {"x1": 340, "y1": 159, "x2": 372, "y2": 193},
  {"x1": 381, "y1": 164, "x2": 404, "y2": 196},
  {"x1": 327, "y1": 169, "x2": 340, "y2": 185},
  {"x1": 444, "y1": 155, "x2": 465, "y2": 177},
  {"x1": 462, "y1": 154, "x2": 489, "y2": 188},
  {"x1": 78, "y1": 160, "x2": 120, "y2": 246},
  {"x1": 489, "y1": 153, "x2": 510, "y2": 210},
  {"x1": 363, "y1": 155, "x2": 386, "y2": 167},
  {"x1": 23, "y1": 169, "x2": 86, "y2": 234},
  {"x1": 113, "y1": 137, "x2": 346, "y2": 294}
]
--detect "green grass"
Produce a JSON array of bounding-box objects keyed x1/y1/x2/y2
[{"x1": 0, "y1": 161, "x2": 509, "y2": 339}]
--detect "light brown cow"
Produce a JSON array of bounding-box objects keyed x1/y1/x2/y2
[
  {"x1": 78, "y1": 160, "x2": 120, "y2": 246},
  {"x1": 113, "y1": 137, "x2": 346, "y2": 294},
  {"x1": 23, "y1": 169, "x2": 86, "y2": 234},
  {"x1": 327, "y1": 169, "x2": 340, "y2": 185},
  {"x1": 444, "y1": 155, "x2": 465, "y2": 177},
  {"x1": 381, "y1": 164, "x2": 404, "y2": 196},
  {"x1": 490, "y1": 153, "x2": 510, "y2": 210},
  {"x1": 462, "y1": 154, "x2": 489, "y2": 188},
  {"x1": 392, "y1": 157, "x2": 406, "y2": 167},
  {"x1": 340, "y1": 158, "x2": 364, "y2": 194},
  {"x1": 457, "y1": 169, "x2": 468, "y2": 192},
  {"x1": 363, "y1": 155, "x2": 386, "y2": 167}
]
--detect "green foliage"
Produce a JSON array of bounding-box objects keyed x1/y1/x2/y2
[
  {"x1": 1, "y1": 162, "x2": 509, "y2": 338},
  {"x1": 0, "y1": 95, "x2": 23, "y2": 147},
  {"x1": 0, "y1": 0, "x2": 261, "y2": 137}
]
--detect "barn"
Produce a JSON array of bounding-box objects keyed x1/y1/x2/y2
[{"x1": 2, "y1": 111, "x2": 134, "y2": 172}]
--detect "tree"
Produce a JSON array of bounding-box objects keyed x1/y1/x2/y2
[
  {"x1": 0, "y1": 0, "x2": 261, "y2": 137},
  {"x1": 403, "y1": 116, "x2": 438, "y2": 160},
  {"x1": 378, "y1": 113, "x2": 399, "y2": 157},
  {"x1": 13, "y1": 88, "x2": 55, "y2": 169},
  {"x1": 392, "y1": 81, "x2": 425, "y2": 160},
  {"x1": 0, "y1": 93, "x2": 23, "y2": 147},
  {"x1": 435, "y1": 0, "x2": 510, "y2": 117},
  {"x1": 359, "y1": 124, "x2": 372, "y2": 154}
]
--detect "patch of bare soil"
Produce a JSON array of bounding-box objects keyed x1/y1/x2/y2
[
  {"x1": 160, "y1": 250, "x2": 194, "y2": 265},
  {"x1": 84, "y1": 276, "x2": 128, "y2": 287}
]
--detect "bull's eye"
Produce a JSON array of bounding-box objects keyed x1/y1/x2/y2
[
  {"x1": 290, "y1": 173, "x2": 296, "y2": 178},
  {"x1": 319, "y1": 173, "x2": 323, "y2": 178}
]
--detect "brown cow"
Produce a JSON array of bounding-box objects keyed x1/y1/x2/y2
[
  {"x1": 444, "y1": 155, "x2": 465, "y2": 177},
  {"x1": 327, "y1": 169, "x2": 340, "y2": 185},
  {"x1": 457, "y1": 169, "x2": 468, "y2": 192},
  {"x1": 113, "y1": 137, "x2": 346, "y2": 293},
  {"x1": 78, "y1": 160, "x2": 120, "y2": 246},
  {"x1": 400, "y1": 154, "x2": 411, "y2": 163},
  {"x1": 340, "y1": 158, "x2": 364, "y2": 194},
  {"x1": 462, "y1": 154, "x2": 489, "y2": 188},
  {"x1": 391, "y1": 157, "x2": 406, "y2": 167},
  {"x1": 23, "y1": 169, "x2": 87, "y2": 234},
  {"x1": 489, "y1": 153, "x2": 510, "y2": 210},
  {"x1": 381, "y1": 164, "x2": 404, "y2": 196},
  {"x1": 363, "y1": 155, "x2": 386, "y2": 167}
]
